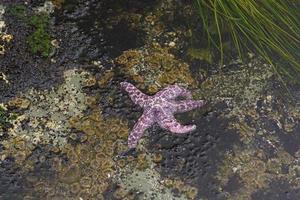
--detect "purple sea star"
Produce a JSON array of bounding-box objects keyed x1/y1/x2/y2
[{"x1": 121, "y1": 82, "x2": 205, "y2": 149}]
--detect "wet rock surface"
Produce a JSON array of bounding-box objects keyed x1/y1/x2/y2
[{"x1": 0, "y1": 0, "x2": 300, "y2": 200}]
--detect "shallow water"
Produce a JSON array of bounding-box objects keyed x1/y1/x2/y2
[{"x1": 1, "y1": 1, "x2": 300, "y2": 200}]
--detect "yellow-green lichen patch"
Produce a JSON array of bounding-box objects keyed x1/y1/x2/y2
[
  {"x1": 0, "y1": 72, "x2": 10, "y2": 84},
  {"x1": 117, "y1": 167, "x2": 189, "y2": 200},
  {"x1": 1, "y1": 34, "x2": 13, "y2": 42},
  {"x1": 6, "y1": 69, "x2": 89, "y2": 150},
  {"x1": 0, "y1": 104, "x2": 16, "y2": 134},
  {"x1": 0, "y1": 5, "x2": 14, "y2": 56},
  {"x1": 35, "y1": 1, "x2": 55, "y2": 14},
  {"x1": 0, "y1": 33, "x2": 13, "y2": 55},
  {"x1": 0, "y1": 4, "x2": 6, "y2": 33},
  {"x1": 115, "y1": 44, "x2": 198, "y2": 94},
  {"x1": 113, "y1": 147, "x2": 198, "y2": 199}
]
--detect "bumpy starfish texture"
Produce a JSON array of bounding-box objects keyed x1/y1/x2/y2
[{"x1": 121, "y1": 82, "x2": 205, "y2": 149}]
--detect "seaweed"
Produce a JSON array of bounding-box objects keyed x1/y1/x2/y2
[{"x1": 6, "y1": 5, "x2": 53, "y2": 57}]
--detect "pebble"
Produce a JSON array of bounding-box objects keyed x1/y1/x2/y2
[{"x1": 168, "y1": 41, "x2": 176, "y2": 47}]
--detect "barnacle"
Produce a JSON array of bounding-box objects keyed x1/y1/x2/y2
[
  {"x1": 173, "y1": 179, "x2": 185, "y2": 192},
  {"x1": 69, "y1": 132, "x2": 78, "y2": 141},
  {"x1": 70, "y1": 182, "x2": 81, "y2": 194},
  {"x1": 83, "y1": 76, "x2": 97, "y2": 87},
  {"x1": 113, "y1": 187, "x2": 128, "y2": 199},
  {"x1": 85, "y1": 96, "x2": 98, "y2": 108},
  {"x1": 152, "y1": 153, "x2": 162, "y2": 163},
  {"x1": 60, "y1": 165, "x2": 81, "y2": 184},
  {"x1": 136, "y1": 153, "x2": 148, "y2": 170},
  {"x1": 163, "y1": 178, "x2": 173, "y2": 188},
  {"x1": 117, "y1": 158, "x2": 126, "y2": 168},
  {"x1": 100, "y1": 157, "x2": 114, "y2": 170},
  {"x1": 80, "y1": 176, "x2": 92, "y2": 188},
  {"x1": 98, "y1": 70, "x2": 114, "y2": 87},
  {"x1": 97, "y1": 182, "x2": 109, "y2": 193},
  {"x1": 78, "y1": 189, "x2": 92, "y2": 199},
  {"x1": 185, "y1": 186, "x2": 198, "y2": 199}
]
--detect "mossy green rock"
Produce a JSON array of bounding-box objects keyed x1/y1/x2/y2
[{"x1": 27, "y1": 14, "x2": 52, "y2": 57}]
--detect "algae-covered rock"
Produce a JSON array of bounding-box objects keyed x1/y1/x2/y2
[{"x1": 116, "y1": 44, "x2": 198, "y2": 93}]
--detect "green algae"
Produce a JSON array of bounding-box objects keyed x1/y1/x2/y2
[
  {"x1": 187, "y1": 47, "x2": 213, "y2": 64},
  {"x1": 6, "y1": 4, "x2": 53, "y2": 57},
  {"x1": 27, "y1": 14, "x2": 52, "y2": 57},
  {"x1": 6, "y1": 5, "x2": 27, "y2": 19}
]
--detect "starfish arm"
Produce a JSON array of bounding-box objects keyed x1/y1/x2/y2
[
  {"x1": 175, "y1": 100, "x2": 205, "y2": 113},
  {"x1": 154, "y1": 85, "x2": 192, "y2": 100},
  {"x1": 158, "y1": 113, "x2": 196, "y2": 134},
  {"x1": 128, "y1": 110, "x2": 155, "y2": 148},
  {"x1": 120, "y1": 82, "x2": 149, "y2": 108}
]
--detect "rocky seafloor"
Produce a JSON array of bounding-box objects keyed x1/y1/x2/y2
[{"x1": 0, "y1": 1, "x2": 300, "y2": 200}]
